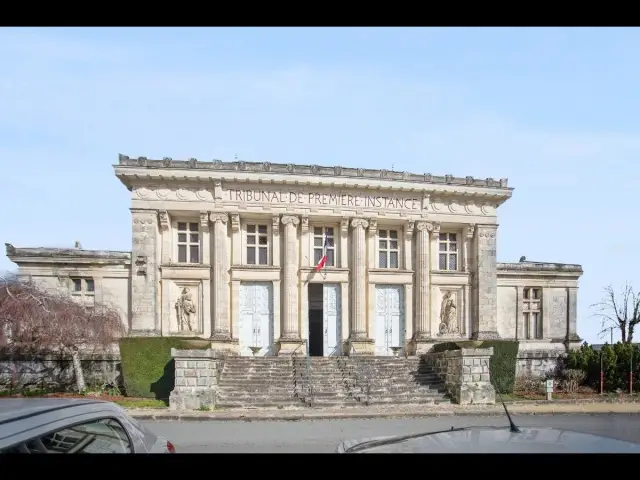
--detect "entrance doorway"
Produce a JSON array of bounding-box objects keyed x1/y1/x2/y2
[{"x1": 307, "y1": 283, "x2": 342, "y2": 356}]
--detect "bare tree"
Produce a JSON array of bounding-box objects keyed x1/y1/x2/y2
[
  {"x1": 0, "y1": 277, "x2": 125, "y2": 392},
  {"x1": 591, "y1": 283, "x2": 640, "y2": 344}
]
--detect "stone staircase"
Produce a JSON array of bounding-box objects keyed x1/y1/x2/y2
[{"x1": 216, "y1": 356, "x2": 450, "y2": 409}]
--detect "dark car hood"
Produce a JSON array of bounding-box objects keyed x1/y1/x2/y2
[{"x1": 337, "y1": 426, "x2": 640, "y2": 453}]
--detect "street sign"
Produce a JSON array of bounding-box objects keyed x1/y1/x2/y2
[{"x1": 545, "y1": 379, "x2": 553, "y2": 392}]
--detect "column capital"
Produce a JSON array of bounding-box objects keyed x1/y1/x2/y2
[
  {"x1": 465, "y1": 223, "x2": 476, "y2": 239},
  {"x1": 200, "y1": 212, "x2": 210, "y2": 232},
  {"x1": 405, "y1": 221, "x2": 415, "y2": 240},
  {"x1": 281, "y1": 215, "x2": 300, "y2": 226},
  {"x1": 209, "y1": 213, "x2": 229, "y2": 223},
  {"x1": 351, "y1": 218, "x2": 369, "y2": 229},
  {"x1": 230, "y1": 214, "x2": 240, "y2": 232},
  {"x1": 158, "y1": 210, "x2": 170, "y2": 231},
  {"x1": 210, "y1": 212, "x2": 228, "y2": 224},
  {"x1": 340, "y1": 217, "x2": 349, "y2": 235},
  {"x1": 415, "y1": 221, "x2": 439, "y2": 233},
  {"x1": 368, "y1": 218, "x2": 377, "y2": 236},
  {"x1": 415, "y1": 221, "x2": 429, "y2": 231}
]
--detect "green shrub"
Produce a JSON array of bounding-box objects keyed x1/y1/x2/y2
[
  {"x1": 565, "y1": 342, "x2": 640, "y2": 392},
  {"x1": 482, "y1": 341, "x2": 519, "y2": 394},
  {"x1": 119, "y1": 337, "x2": 210, "y2": 402}
]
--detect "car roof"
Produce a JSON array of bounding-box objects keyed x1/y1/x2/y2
[
  {"x1": 339, "y1": 426, "x2": 640, "y2": 454},
  {"x1": 0, "y1": 398, "x2": 113, "y2": 426}
]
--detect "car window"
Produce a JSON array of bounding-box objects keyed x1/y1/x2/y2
[{"x1": 2, "y1": 418, "x2": 133, "y2": 454}]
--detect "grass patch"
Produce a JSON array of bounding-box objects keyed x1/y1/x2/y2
[{"x1": 113, "y1": 398, "x2": 168, "y2": 409}]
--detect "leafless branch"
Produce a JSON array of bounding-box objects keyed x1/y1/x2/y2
[
  {"x1": 590, "y1": 282, "x2": 640, "y2": 343},
  {"x1": 0, "y1": 279, "x2": 125, "y2": 357}
]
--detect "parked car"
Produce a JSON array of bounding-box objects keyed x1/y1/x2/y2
[
  {"x1": 337, "y1": 426, "x2": 640, "y2": 453},
  {"x1": 0, "y1": 398, "x2": 175, "y2": 454}
]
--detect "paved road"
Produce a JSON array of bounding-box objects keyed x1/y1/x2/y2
[{"x1": 142, "y1": 413, "x2": 640, "y2": 453}]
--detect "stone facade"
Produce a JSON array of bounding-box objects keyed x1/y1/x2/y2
[{"x1": 5, "y1": 154, "x2": 584, "y2": 358}]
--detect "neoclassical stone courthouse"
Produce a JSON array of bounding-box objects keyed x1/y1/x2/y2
[{"x1": 5, "y1": 155, "x2": 583, "y2": 356}]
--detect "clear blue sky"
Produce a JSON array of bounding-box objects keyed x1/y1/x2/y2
[{"x1": 0, "y1": 27, "x2": 637, "y2": 344}]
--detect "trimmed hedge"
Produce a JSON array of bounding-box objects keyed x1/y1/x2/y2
[
  {"x1": 119, "y1": 337, "x2": 210, "y2": 401},
  {"x1": 430, "y1": 340, "x2": 519, "y2": 394},
  {"x1": 481, "y1": 340, "x2": 519, "y2": 394}
]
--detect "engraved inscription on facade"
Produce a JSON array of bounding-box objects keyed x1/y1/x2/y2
[{"x1": 226, "y1": 188, "x2": 421, "y2": 211}]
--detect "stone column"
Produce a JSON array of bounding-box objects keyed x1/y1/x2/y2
[
  {"x1": 472, "y1": 225, "x2": 500, "y2": 340},
  {"x1": 413, "y1": 221, "x2": 432, "y2": 352},
  {"x1": 349, "y1": 218, "x2": 373, "y2": 355},
  {"x1": 210, "y1": 213, "x2": 233, "y2": 348},
  {"x1": 278, "y1": 215, "x2": 303, "y2": 355},
  {"x1": 130, "y1": 209, "x2": 160, "y2": 335}
]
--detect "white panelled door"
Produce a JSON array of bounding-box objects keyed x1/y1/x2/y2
[
  {"x1": 374, "y1": 285, "x2": 405, "y2": 356},
  {"x1": 323, "y1": 283, "x2": 341, "y2": 356},
  {"x1": 238, "y1": 282, "x2": 273, "y2": 356}
]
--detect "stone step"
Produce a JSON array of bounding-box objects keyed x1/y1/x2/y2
[{"x1": 217, "y1": 397, "x2": 450, "y2": 409}]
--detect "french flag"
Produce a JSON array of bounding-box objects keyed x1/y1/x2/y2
[{"x1": 315, "y1": 237, "x2": 329, "y2": 272}]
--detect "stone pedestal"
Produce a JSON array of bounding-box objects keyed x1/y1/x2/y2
[
  {"x1": 277, "y1": 339, "x2": 306, "y2": 356},
  {"x1": 444, "y1": 347, "x2": 496, "y2": 405},
  {"x1": 412, "y1": 337, "x2": 438, "y2": 355},
  {"x1": 169, "y1": 348, "x2": 224, "y2": 411},
  {"x1": 348, "y1": 338, "x2": 375, "y2": 356},
  {"x1": 210, "y1": 336, "x2": 238, "y2": 353}
]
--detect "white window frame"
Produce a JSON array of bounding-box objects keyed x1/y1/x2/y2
[
  {"x1": 438, "y1": 232, "x2": 459, "y2": 271},
  {"x1": 377, "y1": 227, "x2": 401, "y2": 269},
  {"x1": 310, "y1": 225, "x2": 337, "y2": 268},
  {"x1": 174, "y1": 219, "x2": 201, "y2": 264},
  {"x1": 242, "y1": 221, "x2": 271, "y2": 266},
  {"x1": 523, "y1": 287, "x2": 543, "y2": 340}
]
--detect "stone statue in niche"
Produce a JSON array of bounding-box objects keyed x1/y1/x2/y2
[
  {"x1": 438, "y1": 291, "x2": 459, "y2": 336},
  {"x1": 175, "y1": 287, "x2": 197, "y2": 331}
]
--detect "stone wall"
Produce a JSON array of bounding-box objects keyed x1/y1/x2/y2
[
  {"x1": 0, "y1": 353, "x2": 122, "y2": 392},
  {"x1": 516, "y1": 350, "x2": 564, "y2": 378},
  {"x1": 169, "y1": 348, "x2": 224, "y2": 410},
  {"x1": 422, "y1": 347, "x2": 496, "y2": 405}
]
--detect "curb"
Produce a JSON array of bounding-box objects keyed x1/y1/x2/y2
[{"x1": 129, "y1": 405, "x2": 640, "y2": 422}]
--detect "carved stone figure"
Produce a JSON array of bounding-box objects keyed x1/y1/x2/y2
[
  {"x1": 438, "y1": 291, "x2": 458, "y2": 335},
  {"x1": 175, "y1": 287, "x2": 197, "y2": 331}
]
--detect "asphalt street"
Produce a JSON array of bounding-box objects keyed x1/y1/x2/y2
[{"x1": 142, "y1": 413, "x2": 640, "y2": 453}]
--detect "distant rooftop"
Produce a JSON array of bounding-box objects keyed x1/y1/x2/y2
[
  {"x1": 115, "y1": 154, "x2": 512, "y2": 191},
  {"x1": 5, "y1": 243, "x2": 131, "y2": 263}
]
